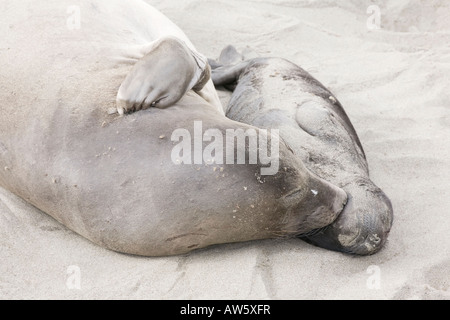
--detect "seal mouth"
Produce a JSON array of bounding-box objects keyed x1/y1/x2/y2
[{"x1": 297, "y1": 224, "x2": 331, "y2": 238}]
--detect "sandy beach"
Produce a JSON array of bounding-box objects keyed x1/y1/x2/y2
[{"x1": 1, "y1": 0, "x2": 449, "y2": 299}]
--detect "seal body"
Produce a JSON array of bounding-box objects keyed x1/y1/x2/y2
[
  {"x1": 0, "y1": 0, "x2": 347, "y2": 256},
  {"x1": 211, "y1": 53, "x2": 393, "y2": 255}
]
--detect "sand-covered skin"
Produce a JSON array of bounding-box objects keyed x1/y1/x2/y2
[{"x1": 1, "y1": 0, "x2": 449, "y2": 299}]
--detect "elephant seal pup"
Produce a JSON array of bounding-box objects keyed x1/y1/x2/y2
[
  {"x1": 210, "y1": 47, "x2": 394, "y2": 255},
  {"x1": 0, "y1": 0, "x2": 347, "y2": 256}
]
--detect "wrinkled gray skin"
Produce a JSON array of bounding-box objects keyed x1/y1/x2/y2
[
  {"x1": 0, "y1": 0, "x2": 347, "y2": 256},
  {"x1": 211, "y1": 46, "x2": 394, "y2": 255}
]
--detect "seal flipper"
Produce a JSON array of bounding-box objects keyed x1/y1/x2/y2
[
  {"x1": 116, "y1": 36, "x2": 205, "y2": 114},
  {"x1": 209, "y1": 45, "x2": 249, "y2": 90},
  {"x1": 208, "y1": 58, "x2": 223, "y2": 70},
  {"x1": 211, "y1": 61, "x2": 250, "y2": 88},
  {"x1": 218, "y1": 45, "x2": 244, "y2": 65}
]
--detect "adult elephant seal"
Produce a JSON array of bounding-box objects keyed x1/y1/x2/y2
[
  {"x1": 210, "y1": 46, "x2": 394, "y2": 255},
  {"x1": 0, "y1": 0, "x2": 347, "y2": 256}
]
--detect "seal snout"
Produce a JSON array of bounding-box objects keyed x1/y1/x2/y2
[
  {"x1": 338, "y1": 192, "x2": 393, "y2": 255},
  {"x1": 300, "y1": 179, "x2": 394, "y2": 255}
]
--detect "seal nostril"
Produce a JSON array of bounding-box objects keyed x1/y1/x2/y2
[{"x1": 357, "y1": 233, "x2": 384, "y2": 255}]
